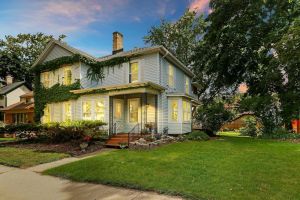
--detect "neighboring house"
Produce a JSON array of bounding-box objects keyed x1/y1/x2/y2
[
  {"x1": 1, "y1": 92, "x2": 34, "y2": 124},
  {"x1": 0, "y1": 76, "x2": 31, "y2": 122},
  {"x1": 32, "y1": 32, "x2": 200, "y2": 134}
]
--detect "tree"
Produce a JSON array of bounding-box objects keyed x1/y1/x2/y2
[
  {"x1": 144, "y1": 10, "x2": 206, "y2": 66},
  {"x1": 0, "y1": 53, "x2": 25, "y2": 82},
  {"x1": 192, "y1": 0, "x2": 299, "y2": 133},
  {"x1": 0, "y1": 33, "x2": 66, "y2": 86}
]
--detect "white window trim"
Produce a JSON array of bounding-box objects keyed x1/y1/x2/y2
[
  {"x1": 128, "y1": 98, "x2": 140, "y2": 123},
  {"x1": 129, "y1": 61, "x2": 140, "y2": 83},
  {"x1": 183, "y1": 100, "x2": 191, "y2": 122},
  {"x1": 185, "y1": 75, "x2": 190, "y2": 95},
  {"x1": 168, "y1": 98, "x2": 179, "y2": 123},
  {"x1": 82, "y1": 100, "x2": 92, "y2": 120},
  {"x1": 63, "y1": 101, "x2": 72, "y2": 121},
  {"x1": 168, "y1": 64, "x2": 175, "y2": 88},
  {"x1": 95, "y1": 99, "x2": 105, "y2": 121}
]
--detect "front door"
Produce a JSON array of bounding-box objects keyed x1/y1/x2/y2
[{"x1": 113, "y1": 99, "x2": 124, "y2": 133}]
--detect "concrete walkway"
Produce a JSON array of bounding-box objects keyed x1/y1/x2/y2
[{"x1": 0, "y1": 151, "x2": 182, "y2": 200}]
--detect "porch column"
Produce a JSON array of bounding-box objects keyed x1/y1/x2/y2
[
  {"x1": 109, "y1": 96, "x2": 113, "y2": 135},
  {"x1": 155, "y1": 94, "x2": 158, "y2": 134}
]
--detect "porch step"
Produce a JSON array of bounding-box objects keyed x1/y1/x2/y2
[{"x1": 105, "y1": 133, "x2": 141, "y2": 148}]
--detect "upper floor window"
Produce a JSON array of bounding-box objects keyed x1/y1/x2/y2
[
  {"x1": 129, "y1": 62, "x2": 138, "y2": 83},
  {"x1": 185, "y1": 76, "x2": 189, "y2": 94},
  {"x1": 168, "y1": 64, "x2": 174, "y2": 88},
  {"x1": 43, "y1": 105, "x2": 51, "y2": 123},
  {"x1": 170, "y1": 99, "x2": 178, "y2": 122},
  {"x1": 63, "y1": 67, "x2": 72, "y2": 85},
  {"x1": 64, "y1": 102, "x2": 72, "y2": 121},
  {"x1": 41, "y1": 72, "x2": 50, "y2": 88},
  {"x1": 82, "y1": 101, "x2": 92, "y2": 120},
  {"x1": 95, "y1": 100, "x2": 105, "y2": 121},
  {"x1": 183, "y1": 100, "x2": 191, "y2": 122}
]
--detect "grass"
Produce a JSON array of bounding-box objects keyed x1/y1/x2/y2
[
  {"x1": 0, "y1": 147, "x2": 69, "y2": 168},
  {"x1": 217, "y1": 131, "x2": 242, "y2": 137},
  {"x1": 44, "y1": 136, "x2": 300, "y2": 200},
  {"x1": 0, "y1": 138, "x2": 16, "y2": 142}
]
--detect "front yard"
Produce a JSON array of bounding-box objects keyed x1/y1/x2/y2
[
  {"x1": 45, "y1": 135, "x2": 300, "y2": 200},
  {"x1": 0, "y1": 147, "x2": 69, "y2": 168}
]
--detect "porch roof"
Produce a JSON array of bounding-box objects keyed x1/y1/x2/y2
[
  {"x1": 167, "y1": 93, "x2": 201, "y2": 105},
  {"x1": 71, "y1": 81, "x2": 166, "y2": 95}
]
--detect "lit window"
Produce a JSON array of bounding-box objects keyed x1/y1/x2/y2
[
  {"x1": 63, "y1": 67, "x2": 72, "y2": 85},
  {"x1": 41, "y1": 72, "x2": 50, "y2": 88},
  {"x1": 82, "y1": 101, "x2": 92, "y2": 120},
  {"x1": 129, "y1": 99, "x2": 139, "y2": 123},
  {"x1": 168, "y1": 64, "x2": 174, "y2": 87},
  {"x1": 114, "y1": 101, "x2": 122, "y2": 119},
  {"x1": 129, "y1": 62, "x2": 138, "y2": 83},
  {"x1": 185, "y1": 76, "x2": 189, "y2": 94},
  {"x1": 170, "y1": 100, "x2": 178, "y2": 122},
  {"x1": 64, "y1": 102, "x2": 72, "y2": 121},
  {"x1": 96, "y1": 101, "x2": 105, "y2": 121},
  {"x1": 183, "y1": 100, "x2": 191, "y2": 122},
  {"x1": 43, "y1": 105, "x2": 51, "y2": 123}
]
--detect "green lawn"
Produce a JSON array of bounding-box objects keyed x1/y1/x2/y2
[
  {"x1": 0, "y1": 138, "x2": 16, "y2": 142},
  {"x1": 44, "y1": 137, "x2": 300, "y2": 200},
  {"x1": 0, "y1": 147, "x2": 69, "y2": 168}
]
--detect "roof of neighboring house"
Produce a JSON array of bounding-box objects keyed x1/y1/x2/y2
[
  {"x1": 20, "y1": 91, "x2": 34, "y2": 98},
  {"x1": 33, "y1": 40, "x2": 194, "y2": 77},
  {"x1": 1, "y1": 101, "x2": 34, "y2": 112},
  {"x1": 0, "y1": 81, "x2": 26, "y2": 95}
]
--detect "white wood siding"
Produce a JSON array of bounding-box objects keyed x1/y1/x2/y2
[
  {"x1": 6, "y1": 86, "x2": 30, "y2": 107},
  {"x1": 44, "y1": 45, "x2": 73, "y2": 62}
]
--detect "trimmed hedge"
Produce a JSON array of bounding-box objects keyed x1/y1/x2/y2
[{"x1": 185, "y1": 131, "x2": 210, "y2": 141}]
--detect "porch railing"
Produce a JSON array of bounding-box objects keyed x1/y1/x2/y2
[
  {"x1": 109, "y1": 122, "x2": 117, "y2": 138},
  {"x1": 128, "y1": 123, "x2": 140, "y2": 148}
]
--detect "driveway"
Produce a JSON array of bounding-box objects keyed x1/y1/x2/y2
[{"x1": 0, "y1": 152, "x2": 182, "y2": 200}]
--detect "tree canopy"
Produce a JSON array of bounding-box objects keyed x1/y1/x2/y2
[{"x1": 0, "y1": 33, "x2": 66, "y2": 86}]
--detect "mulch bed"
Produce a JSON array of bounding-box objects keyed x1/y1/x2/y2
[{"x1": 3, "y1": 141, "x2": 104, "y2": 156}]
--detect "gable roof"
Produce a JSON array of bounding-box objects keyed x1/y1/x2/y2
[
  {"x1": 32, "y1": 40, "x2": 194, "y2": 77},
  {"x1": 1, "y1": 101, "x2": 34, "y2": 112},
  {"x1": 0, "y1": 81, "x2": 26, "y2": 95}
]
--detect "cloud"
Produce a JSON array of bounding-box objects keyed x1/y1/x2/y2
[
  {"x1": 189, "y1": 0, "x2": 211, "y2": 13},
  {"x1": 1, "y1": 0, "x2": 129, "y2": 36}
]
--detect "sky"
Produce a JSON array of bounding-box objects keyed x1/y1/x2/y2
[{"x1": 0, "y1": 0, "x2": 211, "y2": 57}]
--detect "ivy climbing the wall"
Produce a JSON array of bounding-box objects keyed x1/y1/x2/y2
[{"x1": 33, "y1": 53, "x2": 130, "y2": 122}]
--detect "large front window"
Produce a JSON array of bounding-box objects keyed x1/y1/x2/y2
[
  {"x1": 63, "y1": 67, "x2": 72, "y2": 85},
  {"x1": 82, "y1": 101, "x2": 92, "y2": 120},
  {"x1": 95, "y1": 100, "x2": 105, "y2": 121},
  {"x1": 129, "y1": 62, "x2": 138, "y2": 83},
  {"x1": 168, "y1": 64, "x2": 174, "y2": 88},
  {"x1": 170, "y1": 100, "x2": 178, "y2": 122},
  {"x1": 64, "y1": 102, "x2": 72, "y2": 121},
  {"x1": 129, "y1": 99, "x2": 139, "y2": 123},
  {"x1": 183, "y1": 100, "x2": 191, "y2": 122}
]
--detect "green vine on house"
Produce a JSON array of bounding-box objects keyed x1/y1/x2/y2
[{"x1": 33, "y1": 54, "x2": 130, "y2": 122}]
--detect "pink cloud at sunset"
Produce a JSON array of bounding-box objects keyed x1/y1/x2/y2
[{"x1": 189, "y1": 0, "x2": 211, "y2": 13}]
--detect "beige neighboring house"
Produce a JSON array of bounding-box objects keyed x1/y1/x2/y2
[{"x1": 0, "y1": 75, "x2": 31, "y2": 122}]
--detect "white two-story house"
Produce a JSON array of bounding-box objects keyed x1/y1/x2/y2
[{"x1": 32, "y1": 32, "x2": 199, "y2": 135}]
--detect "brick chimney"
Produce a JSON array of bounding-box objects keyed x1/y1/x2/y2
[
  {"x1": 5, "y1": 75, "x2": 13, "y2": 85},
  {"x1": 112, "y1": 32, "x2": 123, "y2": 54}
]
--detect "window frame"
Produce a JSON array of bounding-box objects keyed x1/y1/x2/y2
[
  {"x1": 185, "y1": 76, "x2": 190, "y2": 94},
  {"x1": 128, "y1": 98, "x2": 139, "y2": 123},
  {"x1": 63, "y1": 67, "x2": 72, "y2": 86},
  {"x1": 183, "y1": 100, "x2": 191, "y2": 122},
  {"x1": 169, "y1": 99, "x2": 179, "y2": 122},
  {"x1": 43, "y1": 105, "x2": 51, "y2": 123},
  {"x1": 95, "y1": 100, "x2": 105, "y2": 121},
  {"x1": 63, "y1": 102, "x2": 72, "y2": 121},
  {"x1": 82, "y1": 101, "x2": 92, "y2": 120},
  {"x1": 129, "y1": 62, "x2": 139, "y2": 83},
  {"x1": 41, "y1": 72, "x2": 50, "y2": 88},
  {"x1": 168, "y1": 64, "x2": 175, "y2": 88}
]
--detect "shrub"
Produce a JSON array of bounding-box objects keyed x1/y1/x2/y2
[
  {"x1": 258, "y1": 127, "x2": 300, "y2": 140},
  {"x1": 185, "y1": 131, "x2": 210, "y2": 141},
  {"x1": 195, "y1": 101, "x2": 234, "y2": 135},
  {"x1": 240, "y1": 117, "x2": 259, "y2": 137}
]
